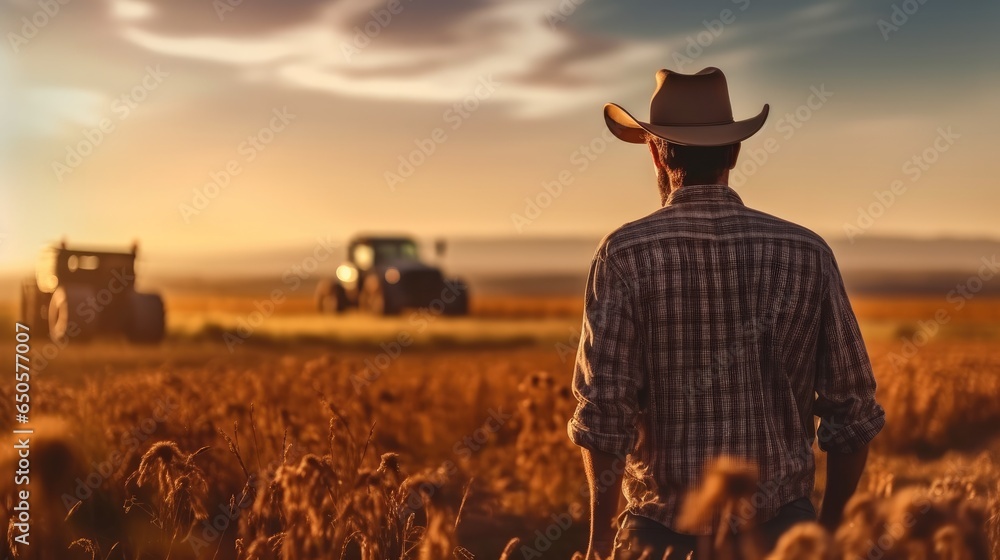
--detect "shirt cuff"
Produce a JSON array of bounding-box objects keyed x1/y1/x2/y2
[
  {"x1": 818, "y1": 405, "x2": 886, "y2": 454},
  {"x1": 567, "y1": 417, "x2": 637, "y2": 457}
]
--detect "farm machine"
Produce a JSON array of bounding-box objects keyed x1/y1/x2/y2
[
  {"x1": 315, "y1": 235, "x2": 469, "y2": 316},
  {"x1": 20, "y1": 241, "x2": 166, "y2": 344}
]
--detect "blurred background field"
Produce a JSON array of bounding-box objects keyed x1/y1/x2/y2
[
  {"x1": 4, "y1": 291, "x2": 994, "y2": 351},
  {"x1": 1, "y1": 292, "x2": 999, "y2": 559},
  {"x1": 144, "y1": 292, "x2": 1000, "y2": 346},
  {"x1": 5, "y1": 0, "x2": 1000, "y2": 555}
]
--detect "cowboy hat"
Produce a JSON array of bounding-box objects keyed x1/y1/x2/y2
[{"x1": 604, "y1": 67, "x2": 768, "y2": 146}]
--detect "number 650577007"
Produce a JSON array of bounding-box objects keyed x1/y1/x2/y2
[{"x1": 14, "y1": 323, "x2": 30, "y2": 415}]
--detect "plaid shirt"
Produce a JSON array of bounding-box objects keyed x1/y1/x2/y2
[{"x1": 568, "y1": 184, "x2": 885, "y2": 534}]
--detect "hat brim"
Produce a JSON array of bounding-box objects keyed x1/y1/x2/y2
[{"x1": 604, "y1": 103, "x2": 769, "y2": 146}]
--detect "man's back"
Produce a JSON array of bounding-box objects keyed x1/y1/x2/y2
[{"x1": 568, "y1": 184, "x2": 885, "y2": 534}]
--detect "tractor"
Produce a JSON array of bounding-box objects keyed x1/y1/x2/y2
[
  {"x1": 315, "y1": 235, "x2": 469, "y2": 316},
  {"x1": 19, "y1": 241, "x2": 166, "y2": 344}
]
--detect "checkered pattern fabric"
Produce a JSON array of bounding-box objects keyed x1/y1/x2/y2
[{"x1": 568, "y1": 184, "x2": 885, "y2": 534}]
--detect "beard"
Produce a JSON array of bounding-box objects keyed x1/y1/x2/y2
[{"x1": 655, "y1": 166, "x2": 672, "y2": 206}]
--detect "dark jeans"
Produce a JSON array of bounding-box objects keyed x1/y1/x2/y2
[{"x1": 613, "y1": 498, "x2": 816, "y2": 559}]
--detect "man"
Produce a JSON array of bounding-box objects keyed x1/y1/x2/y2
[{"x1": 567, "y1": 67, "x2": 885, "y2": 559}]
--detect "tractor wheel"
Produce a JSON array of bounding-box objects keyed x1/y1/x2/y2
[
  {"x1": 48, "y1": 285, "x2": 97, "y2": 344},
  {"x1": 443, "y1": 281, "x2": 470, "y2": 316},
  {"x1": 19, "y1": 282, "x2": 50, "y2": 337},
  {"x1": 360, "y1": 275, "x2": 400, "y2": 316},
  {"x1": 127, "y1": 293, "x2": 166, "y2": 344}
]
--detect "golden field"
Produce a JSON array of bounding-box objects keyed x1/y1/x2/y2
[{"x1": 0, "y1": 295, "x2": 999, "y2": 559}]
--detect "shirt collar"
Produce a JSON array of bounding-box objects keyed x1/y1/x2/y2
[{"x1": 664, "y1": 184, "x2": 744, "y2": 207}]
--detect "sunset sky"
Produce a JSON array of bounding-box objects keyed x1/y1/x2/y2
[{"x1": 1, "y1": 0, "x2": 998, "y2": 272}]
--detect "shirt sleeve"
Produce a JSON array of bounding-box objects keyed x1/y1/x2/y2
[
  {"x1": 814, "y1": 252, "x2": 885, "y2": 454},
  {"x1": 567, "y1": 243, "x2": 645, "y2": 457}
]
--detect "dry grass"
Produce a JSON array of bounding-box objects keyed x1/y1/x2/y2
[
  {"x1": 0, "y1": 299, "x2": 998, "y2": 559},
  {"x1": 873, "y1": 341, "x2": 1000, "y2": 455},
  {"x1": 163, "y1": 294, "x2": 1000, "y2": 325},
  {"x1": 164, "y1": 294, "x2": 584, "y2": 320}
]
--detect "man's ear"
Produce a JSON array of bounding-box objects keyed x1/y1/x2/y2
[
  {"x1": 646, "y1": 138, "x2": 665, "y2": 172},
  {"x1": 728, "y1": 143, "x2": 742, "y2": 170}
]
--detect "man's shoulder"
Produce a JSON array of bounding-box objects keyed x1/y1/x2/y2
[
  {"x1": 597, "y1": 205, "x2": 835, "y2": 263},
  {"x1": 736, "y1": 206, "x2": 835, "y2": 254}
]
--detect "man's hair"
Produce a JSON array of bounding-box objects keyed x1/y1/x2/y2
[{"x1": 652, "y1": 137, "x2": 739, "y2": 185}]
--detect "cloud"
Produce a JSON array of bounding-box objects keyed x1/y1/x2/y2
[
  {"x1": 682, "y1": 1, "x2": 872, "y2": 63},
  {"x1": 5, "y1": 84, "x2": 107, "y2": 139},
  {"x1": 108, "y1": 0, "x2": 667, "y2": 118},
  {"x1": 104, "y1": 0, "x2": 877, "y2": 119},
  {"x1": 112, "y1": 0, "x2": 156, "y2": 22}
]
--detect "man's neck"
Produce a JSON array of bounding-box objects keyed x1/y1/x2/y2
[{"x1": 666, "y1": 172, "x2": 730, "y2": 198}]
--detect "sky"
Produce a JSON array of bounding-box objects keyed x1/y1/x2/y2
[{"x1": 1, "y1": 0, "x2": 998, "y2": 272}]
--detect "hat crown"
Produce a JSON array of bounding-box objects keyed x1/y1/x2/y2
[
  {"x1": 602, "y1": 65, "x2": 768, "y2": 146},
  {"x1": 649, "y1": 67, "x2": 734, "y2": 126}
]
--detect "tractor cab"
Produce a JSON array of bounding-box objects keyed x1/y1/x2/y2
[
  {"x1": 316, "y1": 234, "x2": 468, "y2": 316},
  {"x1": 347, "y1": 236, "x2": 421, "y2": 270},
  {"x1": 20, "y1": 241, "x2": 164, "y2": 344},
  {"x1": 35, "y1": 243, "x2": 138, "y2": 294}
]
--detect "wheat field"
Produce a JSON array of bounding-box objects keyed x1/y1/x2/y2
[{"x1": 1, "y1": 296, "x2": 998, "y2": 559}]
